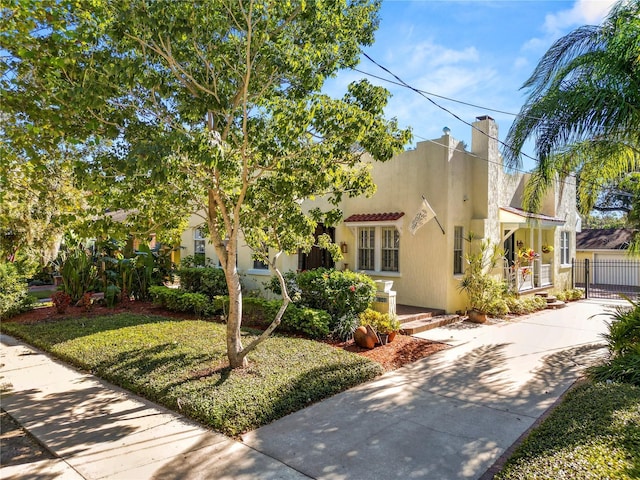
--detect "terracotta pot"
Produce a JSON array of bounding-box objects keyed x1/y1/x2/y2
[
  {"x1": 354, "y1": 325, "x2": 377, "y2": 349},
  {"x1": 467, "y1": 310, "x2": 487, "y2": 324},
  {"x1": 388, "y1": 331, "x2": 397, "y2": 343}
]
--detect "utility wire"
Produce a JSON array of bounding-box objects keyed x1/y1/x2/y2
[
  {"x1": 359, "y1": 51, "x2": 541, "y2": 166},
  {"x1": 359, "y1": 51, "x2": 636, "y2": 203}
]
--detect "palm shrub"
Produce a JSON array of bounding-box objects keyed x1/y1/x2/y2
[
  {"x1": 60, "y1": 247, "x2": 98, "y2": 303},
  {"x1": 0, "y1": 262, "x2": 35, "y2": 319},
  {"x1": 589, "y1": 299, "x2": 640, "y2": 386},
  {"x1": 458, "y1": 235, "x2": 508, "y2": 316}
]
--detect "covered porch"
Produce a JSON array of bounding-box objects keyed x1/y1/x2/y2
[{"x1": 499, "y1": 206, "x2": 565, "y2": 293}]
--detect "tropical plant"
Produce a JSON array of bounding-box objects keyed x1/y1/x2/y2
[
  {"x1": 589, "y1": 298, "x2": 640, "y2": 385},
  {"x1": 504, "y1": 0, "x2": 640, "y2": 254},
  {"x1": 458, "y1": 234, "x2": 507, "y2": 315},
  {"x1": 51, "y1": 291, "x2": 72, "y2": 314},
  {"x1": 59, "y1": 246, "x2": 98, "y2": 303}
]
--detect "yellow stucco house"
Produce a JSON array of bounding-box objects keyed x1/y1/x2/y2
[{"x1": 180, "y1": 116, "x2": 579, "y2": 314}]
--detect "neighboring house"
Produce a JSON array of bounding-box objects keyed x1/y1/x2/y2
[
  {"x1": 180, "y1": 116, "x2": 579, "y2": 313},
  {"x1": 576, "y1": 228, "x2": 640, "y2": 288}
]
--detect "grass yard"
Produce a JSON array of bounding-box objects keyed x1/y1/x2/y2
[
  {"x1": 1, "y1": 314, "x2": 383, "y2": 437},
  {"x1": 496, "y1": 381, "x2": 640, "y2": 480}
]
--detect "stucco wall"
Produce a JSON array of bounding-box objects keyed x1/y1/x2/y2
[{"x1": 181, "y1": 117, "x2": 578, "y2": 313}]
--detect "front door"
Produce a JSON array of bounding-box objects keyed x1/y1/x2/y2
[
  {"x1": 504, "y1": 232, "x2": 516, "y2": 266},
  {"x1": 298, "y1": 224, "x2": 335, "y2": 270}
]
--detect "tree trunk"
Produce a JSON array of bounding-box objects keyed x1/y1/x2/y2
[{"x1": 225, "y1": 267, "x2": 247, "y2": 368}]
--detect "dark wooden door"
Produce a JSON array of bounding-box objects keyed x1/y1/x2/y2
[{"x1": 298, "y1": 224, "x2": 335, "y2": 270}]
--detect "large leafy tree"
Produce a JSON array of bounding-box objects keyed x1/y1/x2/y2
[
  {"x1": 2, "y1": 0, "x2": 410, "y2": 367},
  {"x1": 504, "y1": 0, "x2": 640, "y2": 252}
]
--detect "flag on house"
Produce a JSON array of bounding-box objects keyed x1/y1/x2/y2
[{"x1": 409, "y1": 196, "x2": 444, "y2": 235}]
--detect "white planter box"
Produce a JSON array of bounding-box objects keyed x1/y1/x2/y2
[{"x1": 375, "y1": 280, "x2": 394, "y2": 293}]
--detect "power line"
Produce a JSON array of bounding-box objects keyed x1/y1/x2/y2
[
  {"x1": 359, "y1": 51, "x2": 541, "y2": 166},
  {"x1": 359, "y1": 51, "x2": 635, "y2": 204},
  {"x1": 352, "y1": 67, "x2": 527, "y2": 119}
]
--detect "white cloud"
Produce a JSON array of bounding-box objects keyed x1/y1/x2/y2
[
  {"x1": 543, "y1": 0, "x2": 617, "y2": 35},
  {"x1": 513, "y1": 57, "x2": 529, "y2": 70},
  {"x1": 523, "y1": 0, "x2": 617, "y2": 53},
  {"x1": 408, "y1": 41, "x2": 480, "y2": 69}
]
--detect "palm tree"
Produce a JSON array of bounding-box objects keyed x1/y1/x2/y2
[{"x1": 504, "y1": 0, "x2": 640, "y2": 237}]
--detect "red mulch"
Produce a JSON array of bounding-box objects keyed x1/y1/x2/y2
[{"x1": 7, "y1": 302, "x2": 449, "y2": 371}]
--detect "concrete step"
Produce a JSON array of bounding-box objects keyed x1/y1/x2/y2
[
  {"x1": 546, "y1": 300, "x2": 566, "y2": 309},
  {"x1": 400, "y1": 314, "x2": 461, "y2": 335}
]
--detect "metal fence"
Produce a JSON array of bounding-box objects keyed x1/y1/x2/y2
[{"x1": 572, "y1": 258, "x2": 640, "y2": 301}]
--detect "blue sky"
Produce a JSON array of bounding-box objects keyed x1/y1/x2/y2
[{"x1": 325, "y1": 0, "x2": 618, "y2": 170}]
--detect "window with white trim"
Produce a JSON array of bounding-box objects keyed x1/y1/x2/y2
[
  {"x1": 358, "y1": 227, "x2": 375, "y2": 270},
  {"x1": 381, "y1": 227, "x2": 399, "y2": 272},
  {"x1": 194, "y1": 228, "x2": 206, "y2": 254},
  {"x1": 453, "y1": 226, "x2": 464, "y2": 274},
  {"x1": 560, "y1": 231, "x2": 570, "y2": 265},
  {"x1": 356, "y1": 226, "x2": 400, "y2": 273}
]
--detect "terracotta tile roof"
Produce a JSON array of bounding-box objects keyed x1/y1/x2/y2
[
  {"x1": 344, "y1": 212, "x2": 405, "y2": 223},
  {"x1": 576, "y1": 228, "x2": 636, "y2": 250},
  {"x1": 499, "y1": 206, "x2": 564, "y2": 223}
]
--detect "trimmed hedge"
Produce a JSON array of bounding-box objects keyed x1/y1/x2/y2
[
  {"x1": 149, "y1": 286, "x2": 224, "y2": 317},
  {"x1": 178, "y1": 267, "x2": 228, "y2": 298},
  {"x1": 241, "y1": 297, "x2": 331, "y2": 339},
  {"x1": 149, "y1": 287, "x2": 330, "y2": 338}
]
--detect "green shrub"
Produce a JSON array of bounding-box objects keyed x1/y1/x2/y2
[
  {"x1": 588, "y1": 300, "x2": 640, "y2": 386},
  {"x1": 60, "y1": 247, "x2": 98, "y2": 302},
  {"x1": 178, "y1": 267, "x2": 228, "y2": 299},
  {"x1": 505, "y1": 295, "x2": 547, "y2": 315},
  {"x1": 291, "y1": 268, "x2": 376, "y2": 323},
  {"x1": 149, "y1": 286, "x2": 219, "y2": 317},
  {"x1": 359, "y1": 308, "x2": 400, "y2": 334},
  {"x1": 237, "y1": 296, "x2": 331, "y2": 339},
  {"x1": 0, "y1": 263, "x2": 35, "y2": 320},
  {"x1": 332, "y1": 314, "x2": 360, "y2": 341}
]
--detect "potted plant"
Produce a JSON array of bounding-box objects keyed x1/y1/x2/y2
[
  {"x1": 457, "y1": 234, "x2": 505, "y2": 323},
  {"x1": 541, "y1": 245, "x2": 553, "y2": 254},
  {"x1": 358, "y1": 309, "x2": 401, "y2": 344}
]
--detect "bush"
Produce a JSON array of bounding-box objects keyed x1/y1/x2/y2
[
  {"x1": 505, "y1": 295, "x2": 547, "y2": 315},
  {"x1": 588, "y1": 300, "x2": 640, "y2": 386},
  {"x1": 239, "y1": 296, "x2": 331, "y2": 339},
  {"x1": 51, "y1": 291, "x2": 72, "y2": 314},
  {"x1": 282, "y1": 269, "x2": 376, "y2": 324},
  {"x1": 149, "y1": 286, "x2": 220, "y2": 317},
  {"x1": 178, "y1": 267, "x2": 228, "y2": 299},
  {"x1": 60, "y1": 247, "x2": 98, "y2": 302},
  {"x1": 332, "y1": 314, "x2": 360, "y2": 341},
  {"x1": 0, "y1": 263, "x2": 35, "y2": 320},
  {"x1": 359, "y1": 308, "x2": 401, "y2": 334}
]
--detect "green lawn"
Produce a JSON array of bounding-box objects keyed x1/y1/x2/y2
[
  {"x1": 496, "y1": 381, "x2": 640, "y2": 480},
  {"x1": 28, "y1": 288, "x2": 56, "y2": 300},
  {"x1": 1, "y1": 314, "x2": 383, "y2": 437}
]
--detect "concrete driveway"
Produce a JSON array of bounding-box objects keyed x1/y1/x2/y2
[{"x1": 242, "y1": 299, "x2": 617, "y2": 479}]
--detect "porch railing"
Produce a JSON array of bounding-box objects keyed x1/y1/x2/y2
[{"x1": 505, "y1": 259, "x2": 552, "y2": 292}]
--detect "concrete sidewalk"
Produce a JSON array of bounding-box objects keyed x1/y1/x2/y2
[
  {"x1": 0, "y1": 335, "x2": 308, "y2": 480},
  {"x1": 1, "y1": 299, "x2": 617, "y2": 479},
  {"x1": 241, "y1": 299, "x2": 615, "y2": 479}
]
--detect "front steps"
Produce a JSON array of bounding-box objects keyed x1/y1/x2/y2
[
  {"x1": 535, "y1": 292, "x2": 566, "y2": 309},
  {"x1": 397, "y1": 307, "x2": 461, "y2": 335}
]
